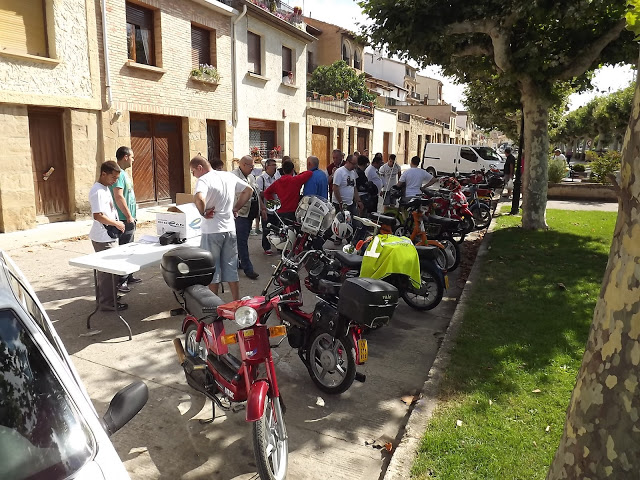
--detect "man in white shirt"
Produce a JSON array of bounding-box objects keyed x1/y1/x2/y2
[
  {"x1": 332, "y1": 154, "x2": 364, "y2": 215},
  {"x1": 379, "y1": 154, "x2": 402, "y2": 205},
  {"x1": 257, "y1": 159, "x2": 278, "y2": 255},
  {"x1": 365, "y1": 154, "x2": 384, "y2": 212},
  {"x1": 89, "y1": 161, "x2": 126, "y2": 311},
  {"x1": 397, "y1": 155, "x2": 438, "y2": 198},
  {"x1": 191, "y1": 155, "x2": 253, "y2": 300}
]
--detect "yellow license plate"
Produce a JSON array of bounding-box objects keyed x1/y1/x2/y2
[
  {"x1": 444, "y1": 275, "x2": 449, "y2": 289},
  {"x1": 357, "y1": 339, "x2": 368, "y2": 363}
]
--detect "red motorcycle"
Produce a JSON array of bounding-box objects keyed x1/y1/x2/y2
[
  {"x1": 162, "y1": 247, "x2": 291, "y2": 480},
  {"x1": 422, "y1": 177, "x2": 475, "y2": 241}
]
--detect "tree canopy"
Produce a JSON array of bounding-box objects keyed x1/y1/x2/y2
[
  {"x1": 360, "y1": 0, "x2": 636, "y2": 229},
  {"x1": 307, "y1": 60, "x2": 375, "y2": 104}
]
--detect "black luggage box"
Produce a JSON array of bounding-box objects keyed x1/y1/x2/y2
[
  {"x1": 161, "y1": 247, "x2": 215, "y2": 291},
  {"x1": 338, "y1": 277, "x2": 399, "y2": 328}
]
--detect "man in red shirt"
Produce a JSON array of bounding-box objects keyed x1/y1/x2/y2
[{"x1": 264, "y1": 160, "x2": 312, "y2": 222}]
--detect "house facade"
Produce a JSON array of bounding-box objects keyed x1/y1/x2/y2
[
  {"x1": 233, "y1": 0, "x2": 314, "y2": 169},
  {"x1": 98, "y1": 0, "x2": 236, "y2": 205},
  {"x1": 363, "y1": 52, "x2": 421, "y2": 106},
  {"x1": 0, "y1": 0, "x2": 102, "y2": 232},
  {"x1": 416, "y1": 74, "x2": 443, "y2": 106}
]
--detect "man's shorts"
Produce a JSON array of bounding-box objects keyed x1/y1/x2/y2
[{"x1": 200, "y1": 232, "x2": 239, "y2": 283}]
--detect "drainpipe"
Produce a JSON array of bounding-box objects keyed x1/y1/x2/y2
[
  {"x1": 100, "y1": 0, "x2": 113, "y2": 109},
  {"x1": 232, "y1": 5, "x2": 247, "y2": 127}
]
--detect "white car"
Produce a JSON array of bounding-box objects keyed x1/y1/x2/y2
[{"x1": 0, "y1": 250, "x2": 147, "y2": 479}]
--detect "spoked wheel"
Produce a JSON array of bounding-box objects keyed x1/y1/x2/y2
[
  {"x1": 393, "y1": 221, "x2": 407, "y2": 237},
  {"x1": 185, "y1": 324, "x2": 207, "y2": 361},
  {"x1": 471, "y1": 203, "x2": 492, "y2": 229},
  {"x1": 253, "y1": 394, "x2": 288, "y2": 480},
  {"x1": 436, "y1": 233, "x2": 460, "y2": 272},
  {"x1": 401, "y1": 264, "x2": 444, "y2": 311},
  {"x1": 306, "y1": 330, "x2": 356, "y2": 394}
]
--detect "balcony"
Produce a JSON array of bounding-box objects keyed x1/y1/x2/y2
[
  {"x1": 348, "y1": 101, "x2": 374, "y2": 117},
  {"x1": 397, "y1": 112, "x2": 411, "y2": 123},
  {"x1": 307, "y1": 93, "x2": 348, "y2": 115},
  {"x1": 409, "y1": 92, "x2": 421, "y2": 100},
  {"x1": 245, "y1": 0, "x2": 309, "y2": 33}
]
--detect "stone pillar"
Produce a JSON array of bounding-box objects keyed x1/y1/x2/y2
[{"x1": 0, "y1": 105, "x2": 37, "y2": 232}]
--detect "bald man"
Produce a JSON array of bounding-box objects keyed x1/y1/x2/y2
[{"x1": 302, "y1": 156, "x2": 329, "y2": 199}]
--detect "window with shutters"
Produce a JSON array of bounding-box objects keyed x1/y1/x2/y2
[
  {"x1": 247, "y1": 31, "x2": 261, "y2": 75},
  {"x1": 126, "y1": 2, "x2": 155, "y2": 66},
  {"x1": 191, "y1": 24, "x2": 216, "y2": 68},
  {"x1": 281, "y1": 46, "x2": 294, "y2": 85},
  {"x1": 0, "y1": 0, "x2": 49, "y2": 57}
]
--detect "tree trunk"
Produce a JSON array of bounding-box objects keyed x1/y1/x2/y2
[
  {"x1": 547, "y1": 54, "x2": 639, "y2": 480},
  {"x1": 520, "y1": 80, "x2": 550, "y2": 229}
]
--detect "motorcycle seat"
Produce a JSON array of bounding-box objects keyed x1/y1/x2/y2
[
  {"x1": 183, "y1": 284, "x2": 225, "y2": 323},
  {"x1": 427, "y1": 214, "x2": 460, "y2": 228},
  {"x1": 333, "y1": 250, "x2": 363, "y2": 269},
  {"x1": 415, "y1": 245, "x2": 441, "y2": 262},
  {"x1": 370, "y1": 212, "x2": 396, "y2": 227}
]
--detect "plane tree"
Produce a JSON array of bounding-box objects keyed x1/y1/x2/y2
[{"x1": 360, "y1": 0, "x2": 636, "y2": 229}]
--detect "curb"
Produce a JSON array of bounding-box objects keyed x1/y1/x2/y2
[{"x1": 382, "y1": 203, "x2": 503, "y2": 480}]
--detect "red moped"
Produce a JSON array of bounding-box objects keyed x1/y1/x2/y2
[{"x1": 162, "y1": 247, "x2": 292, "y2": 480}]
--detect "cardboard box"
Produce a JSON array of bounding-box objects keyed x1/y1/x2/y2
[{"x1": 156, "y1": 203, "x2": 202, "y2": 239}]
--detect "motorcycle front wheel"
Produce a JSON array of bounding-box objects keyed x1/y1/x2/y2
[
  {"x1": 471, "y1": 203, "x2": 492, "y2": 229},
  {"x1": 253, "y1": 394, "x2": 288, "y2": 480},
  {"x1": 306, "y1": 330, "x2": 356, "y2": 394},
  {"x1": 401, "y1": 265, "x2": 444, "y2": 311}
]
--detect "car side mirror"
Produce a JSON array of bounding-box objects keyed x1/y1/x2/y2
[{"x1": 102, "y1": 381, "x2": 148, "y2": 436}]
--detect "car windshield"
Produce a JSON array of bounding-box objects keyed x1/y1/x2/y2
[
  {"x1": 475, "y1": 147, "x2": 503, "y2": 162},
  {"x1": 0, "y1": 309, "x2": 95, "y2": 480}
]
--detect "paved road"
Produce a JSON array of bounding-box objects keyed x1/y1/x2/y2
[{"x1": 7, "y1": 222, "x2": 461, "y2": 480}]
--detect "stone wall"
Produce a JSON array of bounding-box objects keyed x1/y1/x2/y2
[
  {"x1": 0, "y1": 105, "x2": 36, "y2": 232},
  {"x1": 547, "y1": 182, "x2": 618, "y2": 201}
]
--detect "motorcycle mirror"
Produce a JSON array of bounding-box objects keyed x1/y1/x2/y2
[{"x1": 102, "y1": 381, "x2": 148, "y2": 436}]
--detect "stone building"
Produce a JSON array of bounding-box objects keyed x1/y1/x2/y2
[
  {"x1": 98, "y1": 0, "x2": 236, "y2": 205},
  {"x1": 0, "y1": 0, "x2": 102, "y2": 232}
]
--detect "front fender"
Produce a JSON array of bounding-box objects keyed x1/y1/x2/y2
[{"x1": 246, "y1": 380, "x2": 269, "y2": 422}]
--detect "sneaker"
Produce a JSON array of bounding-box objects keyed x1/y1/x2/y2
[
  {"x1": 99, "y1": 302, "x2": 129, "y2": 312},
  {"x1": 127, "y1": 276, "x2": 142, "y2": 284},
  {"x1": 255, "y1": 228, "x2": 262, "y2": 234},
  {"x1": 245, "y1": 271, "x2": 259, "y2": 280},
  {"x1": 263, "y1": 250, "x2": 273, "y2": 256},
  {"x1": 117, "y1": 282, "x2": 131, "y2": 293},
  {"x1": 250, "y1": 230, "x2": 259, "y2": 236}
]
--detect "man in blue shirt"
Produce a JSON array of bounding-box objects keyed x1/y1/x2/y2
[{"x1": 302, "y1": 156, "x2": 328, "y2": 199}]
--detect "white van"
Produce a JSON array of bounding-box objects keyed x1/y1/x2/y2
[{"x1": 422, "y1": 144, "x2": 505, "y2": 176}]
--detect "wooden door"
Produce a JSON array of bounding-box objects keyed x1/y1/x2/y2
[
  {"x1": 130, "y1": 114, "x2": 183, "y2": 204},
  {"x1": 337, "y1": 128, "x2": 343, "y2": 153},
  {"x1": 404, "y1": 130, "x2": 409, "y2": 164},
  {"x1": 130, "y1": 117, "x2": 154, "y2": 203},
  {"x1": 207, "y1": 121, "x2": 221, "y2": 163},
  {"x1": 357, "y1": 129, "x2": 367, "y2": 153},
  {"x1": 383, "y1": 132, "x2": 390, "y2": 162},
  {"x1": 311, "y1": 126, "x2": 330, "y2": 170},
  {"x1": 417, "y1": 135, "x2": 422, "y2": 159},
  {"x1": 28, "y1": 110, "x2": 69, "y2": 218}
]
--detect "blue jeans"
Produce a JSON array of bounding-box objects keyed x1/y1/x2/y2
[{"x1": 234, "y1": 216, "x2": 255, "y2": 274}]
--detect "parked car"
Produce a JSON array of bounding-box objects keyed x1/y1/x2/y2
[
  {"x1": 0, "y1": 250, "x2": 148, "y2": 480},
  {"x1": 422, "y1": 143, "x2": 505, "y2": 176}
]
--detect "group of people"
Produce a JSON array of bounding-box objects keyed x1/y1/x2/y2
[{"x1": 89, "y1": 147, "x2": 442, "y2": 308}]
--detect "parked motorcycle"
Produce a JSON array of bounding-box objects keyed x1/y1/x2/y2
[
  {"x1": 161, "y1": 247, "x2": 290, "y2": 480},
  {"x1": 421, "y1": 177, "x2": 476, "y2": 241},
  {"x1": 263, "y1": 196, "x2": 400, "y2": 394}
]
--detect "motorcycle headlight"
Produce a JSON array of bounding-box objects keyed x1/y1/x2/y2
[{"x1": 235, "y1": 306, "x2": 258, "y2": 328}]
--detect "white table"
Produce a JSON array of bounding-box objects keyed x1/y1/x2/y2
[{"x1": 69, "y1": 236, "x2": 201, "y2": 339}]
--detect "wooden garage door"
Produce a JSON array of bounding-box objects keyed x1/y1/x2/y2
[
  {"x1": 28, "y1": 109, "x2": 69, "y2": 218},
  {"x1": 311, "y1": 126, "x2": 330, "y2": 170},
  {"x1": 357, "y1": 129, "x2": 369, "y2": 154},
  {"x1": 130, "y1": 115, "x2": 183, "y2": 204}
]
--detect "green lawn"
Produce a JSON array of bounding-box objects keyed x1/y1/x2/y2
[{"x1": 412, "y1": 210, "x2": 617, "y2": 479}]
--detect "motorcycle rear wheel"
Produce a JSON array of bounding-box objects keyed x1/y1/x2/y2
[
  {"x1": 253, "y1": 394, "x2": 288, "y2": 480},
  {"x1": 306, "y1": 330, "x2": 356, "y2": 394},
  {"x1": 185, "y1": 324, "x2": 207, "y2": 362},
  {"x1": 401, "y1": 265, "x2": 444, "y2": 311}
]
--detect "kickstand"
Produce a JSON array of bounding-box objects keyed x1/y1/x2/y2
[{"x1": 199, "y1": 398, "x2": 215, "y2": 425}]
